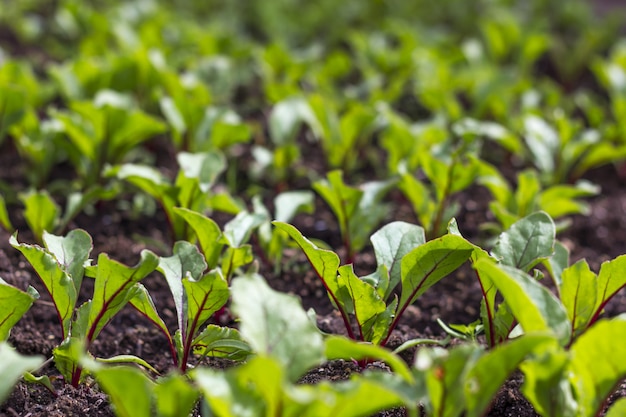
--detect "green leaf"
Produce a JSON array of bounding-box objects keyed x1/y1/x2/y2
[
  {"x1": 183, "y1": 269, "x2": 230, "y2": 347},
  {"x1": 20, "y1": 190, "x2": 59, "y2": 242},
  {"x1": 0, "y1": 193, "x2": 14, "y2": 232},
  {"x1": 129, "y1": 283, "x2": 172, "y2": 348},
  {"x1": 0, "y1": 343, "x2": 44, "y2": 404},
  {"x1": 594, "y1": 255, "x2": 626, "y2": 324},
  {"x1": 544, "y1": 240, "x2": 570, "y2": 290},
  {"x1": 96, "y1": 355, "x2": 159, "y2": 374},
  {"x1": 491, "y1": 211, "x2": 555, "y2": 272},
  {"x1": 231, "y1": 273, "x2": 325, "y2": 382},
  {"x1": 337, "y1": 265, "x2": 390, "y2": 344},
  {"x1": 414, "y1": 344, "x2": 482, "y2": 417},
  {"x1": 370, "y1": 221, "x2": 425, "y2": 299},
  {"x1": 154, "y1": 373, "x2": 199, "y2": 417},
  {"x1": 520, "y1": 345, "x2": 576, "y2": 417},
  {"x1": 192, "y1": 356, "x2": 279, "y2": 417},
  {"x1": 177, "y1": 151, "x2": 226, "y2": 193},
  {"x1": 93, "y1": 366, "x2": 154, "y2": 417},
  {"x1": 524, "y1": 115, "x2": 559, "y2": 174},
  {"x1": 325, "y1": 335, "x2": 413, "y2": 383},
  {"x1": 399, "y1": 234, "x2": 473, "y2": 310},
  {"x1": 474, "y1": 259, "x2": 571, "y2": 345},
  {"x1": 0, "y1": 278, "x2": 38, "y2": 340},
  {"x1": 192, "y1": 324, "x2": 251, "y2": 360},
  {"x1": 274, "y1": 190, "x2": 314, "y2": 223},
  {"x1": 570, "y1": 318, "x2": 626, "y2": 416},
  {"x1": 42, "y1": 229, "x2": 92, "y2": 295},
  {"x1": 269, "y1": 96, "x2": 321, "y2": 146},
  {"x1": 158, "y1": 241, "x2": 207, "y2": 334},
  {"x1": 53, "y1": 336, "x2": 86, "y2": 385},
  {"x1": 173, "y1": 207, "x2": 224, "y2": 268},
  {"x1": 272, "y1": 222, "x2": 346, "y2": 313},
  {"x1": 10, "y1": 234, "x2": 77, "y2": 339},
  {"x1": 312, "y1": 170, "x2": 362, "y2": 245},
  {"x1": 465, "y1": 334, "x2": 556, "y2": 417},
  {"x1": 223, "y1": 210, "x2": 266, "y2": 248},
  {"x1": 23, "y1": 372, "x2": 54, "y2": 393},
  {"x1": 86, "y1": 250, "x2": 159, "y2": 342},
  {"x1": 561, "y1": 260, "x2": 597, "y2": 339}
]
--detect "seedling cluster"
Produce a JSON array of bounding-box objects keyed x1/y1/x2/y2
[{"x1": 1, "y1": 0, "x2": 626, "y2": 416}]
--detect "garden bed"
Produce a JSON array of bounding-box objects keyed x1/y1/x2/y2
[{"x1": 1, "y1": 1, "x2": 626, "y2": 416}]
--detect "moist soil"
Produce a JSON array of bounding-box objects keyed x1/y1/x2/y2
[{"x1": 0, "y1": 128, "x2": 625, "y2": 416}]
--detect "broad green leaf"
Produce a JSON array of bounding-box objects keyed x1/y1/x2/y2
[
  {"x1": 520, "y1": 346, "x2": 576, "y2": 417},
  {"x1": 192, "y1": 324, "x2": 251, "y2": 360},
  {"x1": 223, "y1": 210, "x2": 266, "y2": 248},
  {"x1": 491, "y1": 211, "x2": 555, "y2": 272},
  {"x1": 86, "y1": 250, "x2": 159, "y2": 342},
  {"x1": 594, "y1": 255, "x2": 626, "y2": 323},
  {"x1": 96, "y1": 355, "x2": 158, "y2": 374},
  {"x1": 42, "y1": 229, "x2": 92, "y2": 295},
  {"x1": 183, "y1": 269, "x2": 229, "y2": 348},
  {"x1": 158, "y1": 241, "x2": 207, "y2": 336},
  {"x1": 93, "y1": 366, "x2": 154, "y2": 417},
  {"x1": 545, "y1": 240, "x2": 570, "y2": 290},
  {"x1": 0, "y1": 343, "x2": 44, "y2": 404},
  {"x1": 0, "y1": 194, "x2": 13, "y2": 232},
  {"x1": 0, "y1": 278, "x2": 38, "y2": 340},
  {"x1": 561, "y1": 260, "x2": 597, "y2": 339},
  {"x1": 192, "y1": 356, "x2": 280, "y2": 417},
  {"x1": 274, "y1": 190, "x2": 314, "y2": 223},
  {"x1": 272, "y1": 222, "x2": 347, "y2": 312},
  {"x1": 399, "y1": 234, "x2": 473, "y2": 310},
  {"x1": 10, "y1": 234, "x2": 77, "y2": 339},
  {"x1": 570, "y1": 319, "x2": 626, "y2": 417},
  {"x1": 154, "y1": 373, "x2": 199, "y2": 417},
  {"x1": 23, "y1": 372, "x2": 54, "y2": 393},
  {"x1": 524, "y1": 115, "x2": 559, "y2": 174},
  {"x1": 160, "y1": 96, "x2": 187, "y2": 137},
  {"x1": 129, "y1": 284, "x2": 172, "y2": 348},
  {"x1": 231, "y1": 274, "x2": 325, "y2": 382},
  {"x1": 269, "y1": 96, "x2": 321, "y2": 146},
  {"x1": 173, "y1": 207, "x2": 224, "y2": 268},
  {"x1": 177, "y1": 151, "x2": 226, "y2": 193},
  {"x1": 370, "y1": 221, "x2": 425, "y2": 299},
  {"x1": 414, "y1": 344, "x2": 482, "y2": 417},
  {"x1": 21, "y1": 190, "x2": 59, "y2": 242},
  {"x1": 465, "y1": 334, "x2": 557, "y2": 417},
  {"x1": 474, "y1": 259, "x2": 571, "y2": 345},
  {"x1": 337, "y1": 265, "x2": 390, "y2": 344},
  {"x1": 325, "y1": 335, "x2": 413, "y2": 383}
]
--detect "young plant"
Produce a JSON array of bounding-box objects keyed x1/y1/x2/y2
[
  {"x1": 313, "y1": 170, "x2": 394, "y2": 263},
  {"x1": 11, "y1": 229, "x2": 159, "y2": 387},
  {"x1": 274, "y1": 220, "x2": 474, "y2": 348},
  {"x1": 52, "y1": 89, "x2": 167, "y2": 188},
  {"x1": 521, "y1": 112, "x2": 626, "y2": 185},
  {"x1": 251, "y1": 96, "x2": 322, "y2": 187},
  {"x1": 480, "y1": 167, "x2": 599, "y2": 232},
  {"x1": 307, "y1": 95, "x2": 379, "y2": 173},
  {"x1": 412, "y1": 334, "x2": 555, "y2": 417},
  {"x1": 113, "y1": 150, "x2": 243, "y2": 241},
  {"x1": 398, "y1": 150, "x2": 481, "y2": 240},
  {"x1": 130, "y1": 240, "x2": 251, "y2": 373}
]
